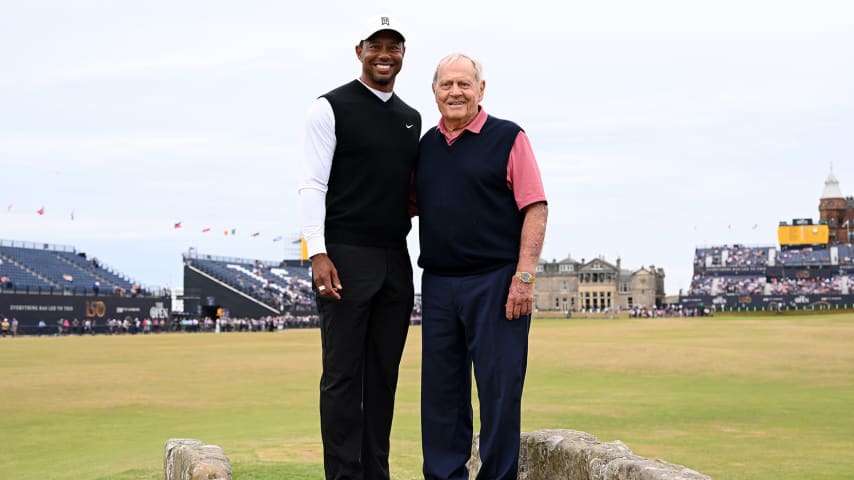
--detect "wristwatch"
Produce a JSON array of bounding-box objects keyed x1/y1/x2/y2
[{"x1": 515, "y1": 271, "x2": 536, "y2": 284}]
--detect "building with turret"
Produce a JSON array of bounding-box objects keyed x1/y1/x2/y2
[{"x1": 818, "y1": 171, "x2": 854, "y2": 244}]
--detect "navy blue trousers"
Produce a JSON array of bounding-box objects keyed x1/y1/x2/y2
[{"x1": 421, "y1": 263, "x2": 530, "y2": 480}]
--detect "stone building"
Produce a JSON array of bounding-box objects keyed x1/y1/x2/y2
[{"x1": 535, "y1": 255, "x2": 665, "y2": 312}]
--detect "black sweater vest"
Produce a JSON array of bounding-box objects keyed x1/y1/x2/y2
[
  {"x1": 322, "y1": 80, "x2": 421, "y2": 248},
  {"x1": 416, "y1": 115, "x2": 523, "y2": 275}
]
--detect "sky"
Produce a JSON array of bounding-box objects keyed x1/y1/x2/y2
[{"x1": 2, "y1": 0, "x2": 853, "y2": 295}]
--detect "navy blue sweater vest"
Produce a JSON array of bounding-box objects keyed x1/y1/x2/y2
[
  {"x1": 322, "y1": 80, "x2": 421, "y2": 248},
  {"x1": 416, "y1": 115, "x2": 523, "y2": 275}
]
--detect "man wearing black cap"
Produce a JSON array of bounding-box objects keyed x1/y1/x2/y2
[{"x1": 298, "y1": 15, "x2": 421, "y2": 480}]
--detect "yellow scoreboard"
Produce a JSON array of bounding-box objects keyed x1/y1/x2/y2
[{"x1": 777, "y1": 223, "x2": 829, "y2": 247}]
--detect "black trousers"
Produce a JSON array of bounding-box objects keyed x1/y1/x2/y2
[{"x1": 316, "y1": 244, "x2": 414, "y2": 480}]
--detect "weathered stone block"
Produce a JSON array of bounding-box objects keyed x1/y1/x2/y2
[
  {"x1": 164, "y1": 438, "x2": 232, "y2": 480},
  {"x1": 469, "y1": 429, "x2": 711, "y2": 480}
]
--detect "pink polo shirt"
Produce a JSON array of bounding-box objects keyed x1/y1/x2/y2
[{"x1": 437, "y1": 108, "x2": 547, "y2": 211}]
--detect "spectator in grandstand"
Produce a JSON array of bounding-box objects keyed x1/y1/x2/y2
[
  {"x1": 689, "y1": 274, "x2": 713, "y2": 295},
  {"x1": 414, "y1": 53, "x2": 548, "y2": 480},
  {"x1": 297, "y1": 16, "x2": 419, "y2": 480}
]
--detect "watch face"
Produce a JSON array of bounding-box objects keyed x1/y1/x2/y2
[{"x1": 519, "y1": 272, "x2": 533, "y2": 282}]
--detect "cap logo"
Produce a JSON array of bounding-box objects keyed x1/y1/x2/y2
[{"x1": 381, "y1": 16, "x2": 390, "y2": 26}]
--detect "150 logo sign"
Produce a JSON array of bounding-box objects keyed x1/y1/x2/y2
[
  {"x1": 85, "y1": 301, "x2": 106, "y2": 318},
  {"x1": 794, "y1": 270, "x2": 810, "y2": 279}
]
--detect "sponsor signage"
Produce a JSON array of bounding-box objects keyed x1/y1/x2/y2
[
  {"x1": 0, "y1": 293, "x2": 171, "y2": 327},
  {"x1": 703, "y1": 266, "x2": 766, "y2": 275},
  {"x1": 679, "y1": 294, "x2": 854, "y2": 308},
  {"x1": 698, "y1": 265, "x2": 846, "y2": 279}
]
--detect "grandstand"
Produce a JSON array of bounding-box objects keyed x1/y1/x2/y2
[
  {"x1": 181, "y1": 249, "x2": 314, "y2": 319},
  {"x1": 0, "y1": 239, "x2": 321, "y2": 334},
  {"x1": 0, "y1": 239, "x2": 170, "y2": 333},
  {"x1": 0, "y1": 239, "x2": 148, "y2": 296},
  {"x1": 682, "y1": 242, "x2": 853, "y2": 310}
]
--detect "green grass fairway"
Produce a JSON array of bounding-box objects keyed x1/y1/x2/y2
[{"x1": 2, "y1": 314, "x2": 853, "y2": 479}]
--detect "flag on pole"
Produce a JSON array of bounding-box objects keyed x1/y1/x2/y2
[
  {"x1": 174, "y1": 221, "x2": 182, "y2": 229},
  {"x1": 272, "y1": 235, "x2": 283, "y2": 242},
  {"x1": 201, "y1": 227, "x2": 211, "y2": 233},
  {"x1": 251, "y1": 232, "x2": 260, "y2": 237},
  {"x1": 70, "y1": 210, "x2": 75, "y2": 221},
  {"x1": 37, "y1": 207, "x2": 45, "y2": 215}
]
